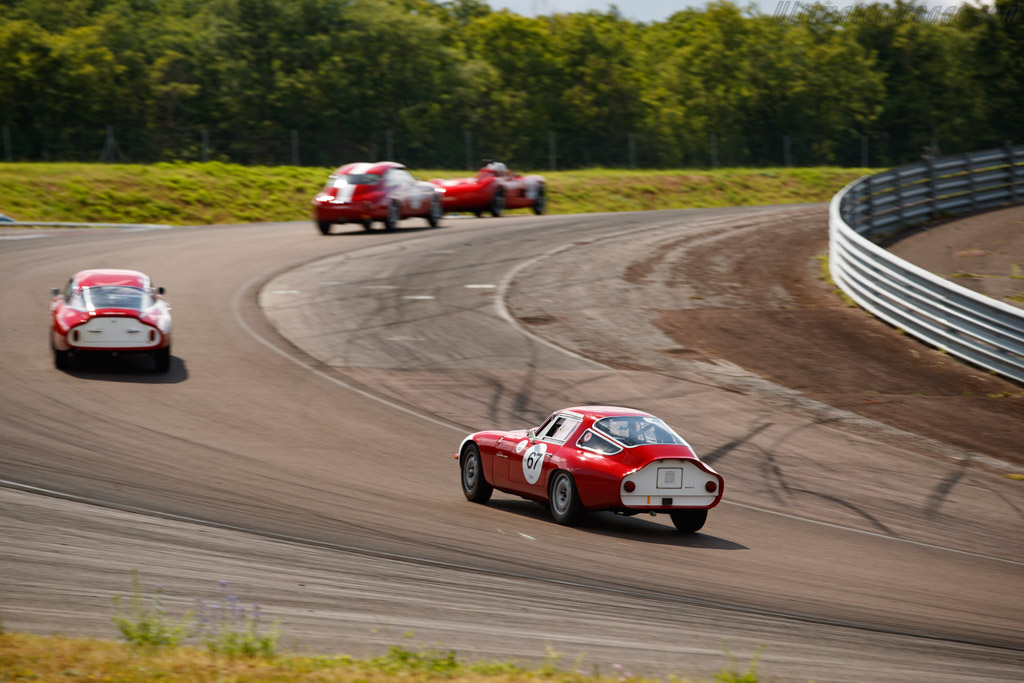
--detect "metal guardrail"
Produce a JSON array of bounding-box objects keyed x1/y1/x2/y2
[{"x1": 829, "y1": 144, "x2": 1024, "y2": 384}]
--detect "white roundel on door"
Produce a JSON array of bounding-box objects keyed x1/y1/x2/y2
[{"x1": 522, "y1": 443, "x2": 546, "y2": 484}]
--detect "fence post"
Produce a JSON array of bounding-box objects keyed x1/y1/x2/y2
[
  {"x1": 709, "y1": 132, "x2": 718, "y2": 169},
  {"x1": 464, "y1": 129, "x2": 473, "y2": 171},
  {"x1": 385, "y1": 129, "x2": 394, "y2": 161},
  {"x1": 627, "y1": 133, "x2": 636, "y2": 170},
  {"x1": 860, "y1": 135, "x2": 868, "y2": 168},
  {"x1": 201, "y1": 127, "x2": 209, "y2": 162},
  {"x1": 2, "y1": 125, "x2": 11, "y2": 162},
  {"x1": 783, "y1": 135, "x2": 792, "y2": 167},
  {"x1": 99, "y1": 125, "x2": 117, "y2": 163},
  {"x1": 548, "y1": 131, "x2": 556, "y2": 171},
  {"x1": 290, "y1": 129, "x2": 300, "y2": 166}
]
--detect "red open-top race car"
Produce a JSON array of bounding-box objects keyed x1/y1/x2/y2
[
  {"x1": 431, "y1": 160, "x2": 546, "y2": 217},
  {"x1": 455, "y1": 406, "x2": 723, "y2": 532},
  {"x1": 50, "y1": 269, "x2": 173, "y2": 372}
]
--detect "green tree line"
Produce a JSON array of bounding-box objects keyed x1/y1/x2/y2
[{"x1": 0, "y1": 0, "x2": 1021, "y2": 168}]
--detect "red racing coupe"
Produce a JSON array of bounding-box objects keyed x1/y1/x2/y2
[
  {"x1": 455, "y1": 406, "x2": 723, "y2": 532},
  {"x1": 50, "y1": 269, "x2": 173, "y2": 372},
  {"x1": 312, "y1": 161, "x2": 443, "y2": 234},
  {"x1": 431, "y1": 160, "x2": 546, "y2": 217}
]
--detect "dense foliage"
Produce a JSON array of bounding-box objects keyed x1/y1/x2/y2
[{"x1": 0, "y1": 0, "x2": 1020, "y2": 168}]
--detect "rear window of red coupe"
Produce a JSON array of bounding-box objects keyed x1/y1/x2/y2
[
  {"x1": 329, "y1": 173, "x2": 381, "y2": 187},
  {"x1": 594, "y1": 416, "x2": 686, "y2": 447},
  {"x1": 70, "y1": 286, "x2": 154, "y2": 312}
]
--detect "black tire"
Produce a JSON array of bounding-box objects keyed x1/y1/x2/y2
[
  {"x1": 532, "y1": 186, "x2": 547, "y2": 215},
  {"x1": 53, "y1": 346, "x2": 70, "y2": 370},
  {"x1": 384, "y1": 201, "x2": 400, "y2": 231},
  {"x1": 489, "y1": 187, "x2": 505, "y2": 217},
  {"x1": 548, "y1": 470, "x2": 585, "y2": 525},
  {"x1": 361, "y1": 220, "x2": 373, "y2": 231},
  {"x1": 317, "y1": 220, "x2": 331, "y2": 235},
  {"x1": 669, "y1": 508, "x2": 707, "y2": 533},
  {"x1": 155, "y1": 347, "x2": 171, "y2": 373},
  {"x1": 460, "y1": 443, "x2": 493, "y2": 503},
  {"x1": 426, "y1": 195, "x2": 443, "y2": 228}
]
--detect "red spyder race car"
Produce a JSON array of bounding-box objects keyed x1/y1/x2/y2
[
  {"x1": 431, "y1": 160, "x2": 546, "y2": 217},
  {"x1": 50, "y1": 269, "x2": 172, "y2": 372},
  {"x1": 455, "y1": 406, "x2": 723, "y2": 532},
  {"x1": 312, "y1": 161, "x2": 443, "y2": 234}
]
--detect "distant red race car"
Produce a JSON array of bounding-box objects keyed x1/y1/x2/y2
[
  {"x1": 431, "y1": 160, "x2": 546, "y2": 217},
  {"x1": 455, "y1": 406, "x2": 723, "y2": 532},
  {"x1": 312, "y1": 161, "x2": 443, "y2": 234},
  {"x1": 50, "y1": 269, "x2": 172, "y2": 372}
]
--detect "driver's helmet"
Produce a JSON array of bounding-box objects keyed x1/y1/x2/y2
[{"x1": 484, "y1": 161, "x2": 507, "y2": 173}]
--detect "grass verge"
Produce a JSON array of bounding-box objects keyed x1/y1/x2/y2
[
  {"x1": 0, "y1": 162, "x2": 871, "y2": 225},
  {"x1": 0, "y1": 633, "x2": 760, "y2": 682}
]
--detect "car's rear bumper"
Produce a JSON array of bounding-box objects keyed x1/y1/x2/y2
[{"x1": 314, "y1": 203, "x2": 380, "y2": 222}]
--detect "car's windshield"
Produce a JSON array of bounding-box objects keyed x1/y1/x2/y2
[
  {"x1": 71, "y1": 286, "x2": 154, "y2": 312},
  {"x1": 593, "y1": 416, "x2": 687, "y2": 447},
  {"x1": 331, "y1": 173, "x2": 381, "y2": 187}
]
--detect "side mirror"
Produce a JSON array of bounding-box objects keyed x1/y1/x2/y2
[
  {"x1": 51, "y1": 288, "x2": 59, "y2": 297},
  {"x1": 157, "y1": 286, "x2": 165, "y2": 295},
  {"x1": 527, "y1": 428, "x2": 537, "y2": 440}
]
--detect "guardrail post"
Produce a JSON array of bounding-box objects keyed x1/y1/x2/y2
[
  {"x1": 864, "y1": 175, "x2": 873, "y2": 232},
  {"x1": 967, "y1": 152, "x2": 977, "y2": 213},
  {"x1": 928, "y1": 156, "x2": 937, "y2": 221},
  {"x1": 1008, "y1": 141, "x2": 1019, "y2": 203}
]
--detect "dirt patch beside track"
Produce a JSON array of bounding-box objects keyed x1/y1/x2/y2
[{"x1": 655, "y1": 205, "x2": 1024, "y2": 467}]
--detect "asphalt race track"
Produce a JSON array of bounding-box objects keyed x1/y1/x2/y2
[{"x1": 1, "y1": 209, "x2": 1022, "y2": 682}]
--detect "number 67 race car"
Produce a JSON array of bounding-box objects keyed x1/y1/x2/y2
[{"x1": 455, "y1": 406, "x2": 723, "y2": 532}]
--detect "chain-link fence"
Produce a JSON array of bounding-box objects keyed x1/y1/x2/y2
[{"x1": 2, "y1": 123, "x2": 1014, "y2": 171}]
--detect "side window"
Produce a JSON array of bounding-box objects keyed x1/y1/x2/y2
[
  {"x1": 576, "y1": 429, "x2": 622, "y2": 455},
  {"x1": 538, "y1": 414, "x2": 581, "y2": 444},
  {"x1": 63, "y1": 279, "x2": 74, "y2": 300}
]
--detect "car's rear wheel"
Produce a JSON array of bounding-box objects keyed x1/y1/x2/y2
[
  {"x1": 489, "y1": 188, "x2": 505, "y2": 217},
  {"x1": 317, "y1": 220, "x2": 331, "y2": 235},
  {"x1": 426, "y1": 195, "x2": 443, "y2": 228},
  {"x1": 384, "y1": 201, "x2": 400, "y2": 231},
  {"x1": 549, "y1": 470, "x2": 584, "y2": 525},
  {"x1": 461, "y1": 443, "x2": 492, "y2": 503},
  {"x1": 53, "y1": 344, "x2": 71, "y2": 370},
  {"x1": 532, "y1": 186, "x2": 547, "y2": 215},
  {"x1": 155, "y1": 347, "x2": 171, "y2": 373},
  {"x1": 669, "y1": 508, "x2": 707, "y2": 533}
]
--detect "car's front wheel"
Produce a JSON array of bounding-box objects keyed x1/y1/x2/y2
[
  {"x1": 461, "y1": 443, "x2": 492, "y2": 503},
  {"x1": 384, "y1": 201, "x2": 400, "y2": 231},
  {"x1": 317, "y1": 220, "x2": 331, "y2": 235},
  {"x1": 669, "y1": 508, "x2": 707, "y2": 533},
  {"x1": 549, "y1": 470, "x2": 584, "y2": 525}
]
